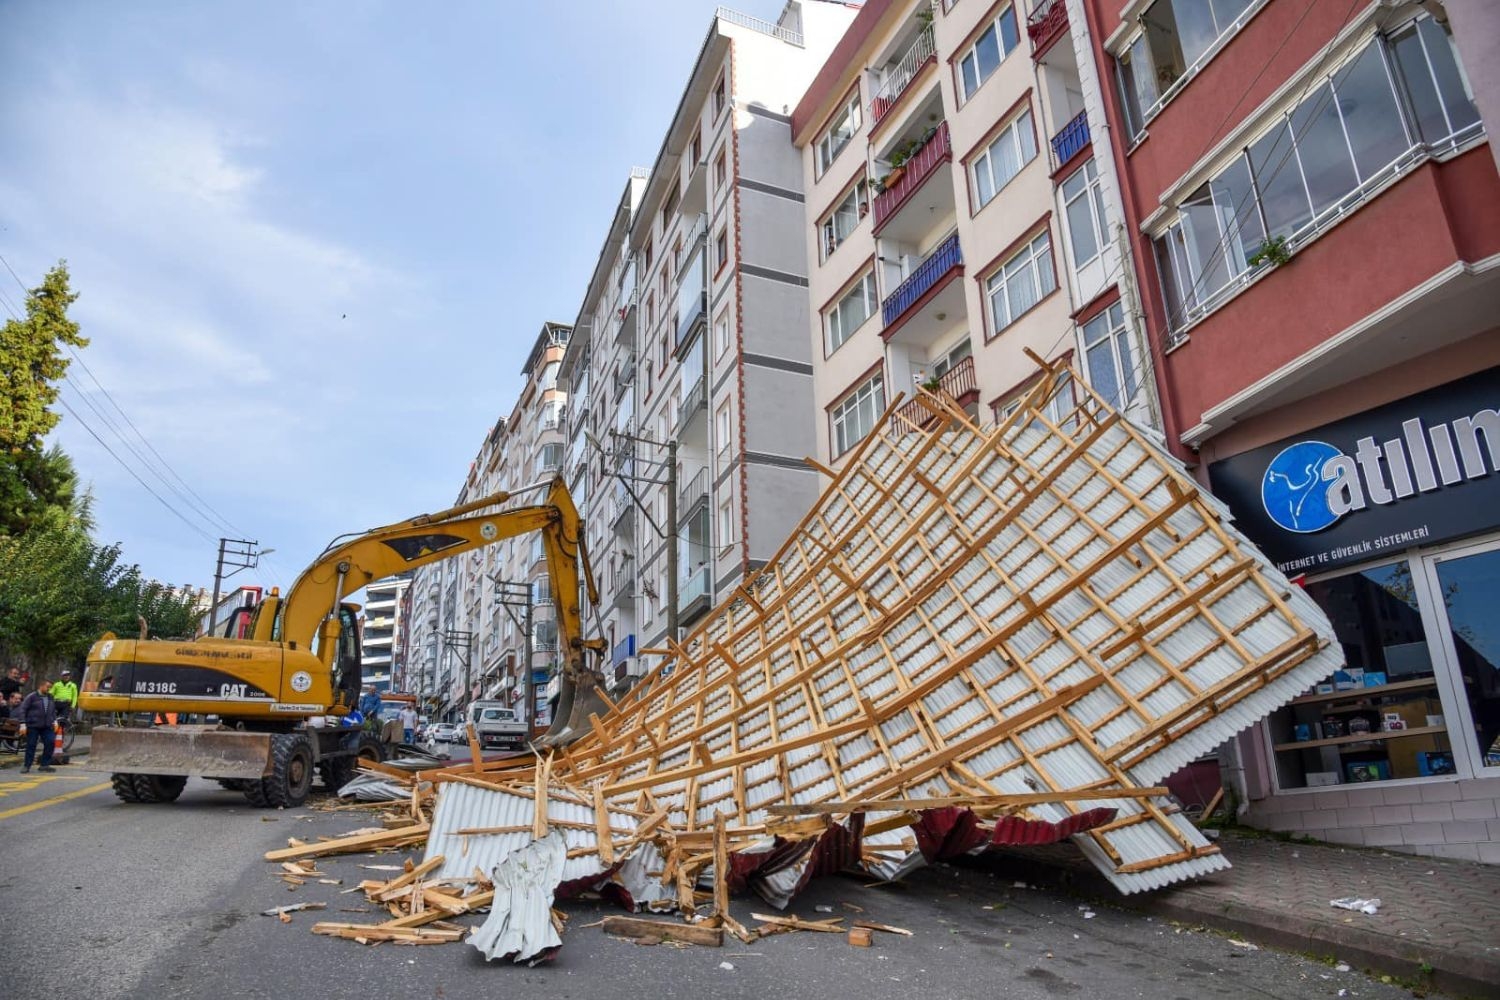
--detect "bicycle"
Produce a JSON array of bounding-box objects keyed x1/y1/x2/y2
[{"x1": 0, "y1": 720, "x2": 72, "y2": 756}]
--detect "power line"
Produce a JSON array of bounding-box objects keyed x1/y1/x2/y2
[{"x1": 55, "y1": 393, "x2": 216, "y2": 544}]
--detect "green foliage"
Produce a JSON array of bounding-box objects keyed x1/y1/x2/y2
[
  {"x1": 0, "y1": 263, "x2": 86, "y2": 536},
  {"x1": 1247, "y1": 236, "x2": 1292, "y2": 269},
  {"x1": 0, "y1": 494, "x2": 200, "y2": 669}
]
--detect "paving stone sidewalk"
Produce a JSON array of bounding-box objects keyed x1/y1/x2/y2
[{"x1": 992, "y1": 829, "x2": 1500, "y2": 998}]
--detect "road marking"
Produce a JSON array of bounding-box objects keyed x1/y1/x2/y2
[
  {"x1": 0, "y1": 775, "x2": 58, "y2": 797},
  {"x1": 0, "y1": 781, "x2": 113, "y2": 820}
]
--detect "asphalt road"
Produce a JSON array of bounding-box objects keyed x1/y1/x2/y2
[{"x1": 0, "y1": 757, "x2": 1440, "y2": 999}]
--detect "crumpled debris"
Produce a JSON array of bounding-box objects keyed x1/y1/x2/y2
[
  {"x1": 468, "y1": 831, "x2": 567, "y2": 965},
  {"x1": 336, "y1": 773, "x2": 412, "y2": 802},
  {"x1": 1330, "y1": 897, "x2": 1381, "y2": 915}
]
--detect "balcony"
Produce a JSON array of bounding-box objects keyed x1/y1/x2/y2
[
  {"x1": 872, "y1": 121, "x2": 951, "y2": 234},
  {"x1": 1026, "y1": 0, "x2": 1068, "y2": 57},
  {"x1": 715, "y1": 5, "x2": 802, "y2": 46},
  {"x1": 676, "y1": 290, "x2": 707, "y2": 350},
  {"x1": 870, "y1": 26, "x2": 935, "y2": 127},
  {"x1": 882, "y1": 233, "x2": 963, "y2": 332},
  {"x1": 1050, "y1": 110, "x2": 1090, "y2": 169},
  {"x1": 613, "y1": 356, "x2": 637, "y2": 399},
  {"x1": 613, "y1": 294, "x2": 637, "y2": 346},
  {"x1": 611, "y1": 634, "x2": 637, "y2": 667},
  {"x1": 678, "y1": 564, "x2": 713, "y2": 621},
  {"x1": 896, "y1": 356, "x2": 978, "y2": 430},
  {"x1": 679, "y1": 375, "x2": 707, "y2": 430},
  {"x1": 677, "y1": 466, "x2": 709, "y2": 522},
  {"x1": 676, "y1": 213, "x2": 708, "y2": 271},
  {"x1": 611, "y1": 567, "x2": 636, "y2": 609}
]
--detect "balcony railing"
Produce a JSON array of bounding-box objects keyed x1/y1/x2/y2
[
  {"x1": 873, "y1": 121, "x2": 951, "y2": 231},
  {"x1": 679, "y1": 564, "x2": 712, "y2": 610},
  {"x1": 1051, "y1": 110, "x2": 1090, "y2": 167},
  {"x1": 611, "y1": 635, "x2": 637, "y2": 667},
  {"x1": 676, "y1": 290, "x2": 707, "y2": 348},
  {"x1": 680, "y1": 375, "x2": 707, "y2": 426},
  {"x1": 896, "y1": 356, "x2": 977, "y2": 429},
  {"x1": 1026, "y1": 0, "x2": 1069, "y2": 54},
  {"x1": 715, "y1": 5, "x2": 802, "y2": 45},
  {"x1": 870, "y1": 26, "x2": 935, "y2": 125},
  {"x1": 677, "y1": 466, "x2": 709, "y2": 515},
  {"x1": 676, "y1": 213, "x2": 708, "y2": 269},
  {"x1": 613, "y1": 356, "x2": 636, "y2": 399},
  {"x1": 882, "y1": 233, "x2": 963, "y2": 327}
]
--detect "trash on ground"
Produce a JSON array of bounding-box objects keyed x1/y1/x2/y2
[{"x1": 1330, "y1": 897, "x2": 1381, "y2": 915}]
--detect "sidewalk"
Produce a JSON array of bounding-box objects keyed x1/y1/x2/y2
[
  {"x1": 0, "y1": 732, "x2": 90, "y2": 767},
  {"x1": 990, "y1": 829, "x2": 1500, "y2": 999}
]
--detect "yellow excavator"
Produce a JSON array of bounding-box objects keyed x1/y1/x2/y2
[{"x1": 79, "y1": 478, "x2": 609, "y2": 807}]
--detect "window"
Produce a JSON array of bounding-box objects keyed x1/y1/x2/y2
[
  {"x1": 1081, "y1": 303, "x2": 1137, "y2": 410},
  {"x1": 645, "y1": 291, "x2": 655, "y2": 329},
  {"x1": 714, "y1": 148, "x2": 727, "y2": 191},
  {"x1": 816, "y1": 92, "x2": 862, "y2": 176},
  {"x1": 831, "y1": 372, "x2": 885, "y2": 457},
  {"x1": 690, "y1": 130, "x2": 702, "y2": 166},
  {"x1": 1152, "y1": 16, "x2": 1477, "y2": 333},
  {"x1": 1061, "y1": 158, "x2": 1109, "y2": 269},
  {"x1": 716, "y1": 402, "x2": 732, "y2": 455},
  {"x1": 714, "y1": 311, "x2": 731, "y2": 359},
  {"x1": 824, "y1": 271, "x2": 878, "y2": 355},
  {"x1": 971, "y1": 108, "x2": 1036, "y2": 208},
  {"x1": 715, "y1": 228, "x2": 729, "y2": 271},
  {"x1": 713, "y1": 73, "x2": 727, "y2": 118},
  {"x1": 958, "y1": 6, "x2": 1019, "y2": 101},
  {"x1": 662, "y1": 181, "x2": 680, "y2": 228},
  {"x1": 1115, "y1": 0, "x2": 1256, "y2": 135},
  {"x1": 643, "y1": 240, "x2": 653, "y2": 272},
  {"x1": 539, "y1": 442, "x2": 563, "y2": 473},
  {"x1": 718, "y1": 500, "x2": 734, "y2": 551},
  {"x1": 984, "y1": 231, "x2": 1056, "y2": 334},
  {"x1": 819, "y1": 178, "x2": 871, "y2": 260}
]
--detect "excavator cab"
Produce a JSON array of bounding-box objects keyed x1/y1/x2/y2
[{"x1": 328, "y1": 604, "x2": 362, "y2": 712}]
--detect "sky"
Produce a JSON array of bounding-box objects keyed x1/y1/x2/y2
[{"x1": 0, "y1": 0, "x2": 796, "y2": 593}]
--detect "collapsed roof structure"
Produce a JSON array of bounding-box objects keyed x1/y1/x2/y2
[{"x1": 287, "y1": 359, "x2": 1345, "y2": 962}]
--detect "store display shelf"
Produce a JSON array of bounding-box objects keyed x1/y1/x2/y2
[
  {"x1": 1272, "y1": 724, "x2": 1447, "y2": 752},
  {"x1": 1287, "y1": 678, "x2": 1435, "y2": 706}
]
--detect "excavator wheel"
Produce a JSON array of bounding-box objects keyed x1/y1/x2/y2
[
  {"x1": 131, "y1": 774, "x2": 187, "y2": 803},
  {"x1": 241, "y1": 778, "x2": 271, "y2": 808},
  {"x1": 318, "y1": 732, "x2": 385, "y2": 792},
  {"x1": 263, "y1": 732, "x2": 314, "y2": 808},
  {"x1": 110, "y1": 773, "x2": 143, "y2": 803},
  {"x1": 215, "y1": 778, "x2": 250, "y2": 792}
]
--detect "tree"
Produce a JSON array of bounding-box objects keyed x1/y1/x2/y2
[{"x1": 0, "y1": 262, "x2": 87, "y2": 537}]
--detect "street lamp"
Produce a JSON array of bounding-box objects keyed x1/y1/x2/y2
[{"x1": 208, "y1": 539, "x2": 272, "y2": 635}]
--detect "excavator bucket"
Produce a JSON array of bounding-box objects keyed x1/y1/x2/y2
[
  {"x1": 539, "y1": 669, "x2": 611, "y2": 748},
  {"x1": 84, "y1": 726, "x2": 274, "y2": 779}
]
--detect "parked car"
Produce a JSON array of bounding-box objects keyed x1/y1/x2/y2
[
  {"x1": 429, "y1": 722, "x2": 459, "y2": 744},
  {"x1": 470, "y1": 700, "x2": 528, "y2": 751}
]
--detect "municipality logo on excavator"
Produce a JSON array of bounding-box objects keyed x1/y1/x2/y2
[{"x1": 1260, "y1": 409, "x2": 1500, "y2": 534}]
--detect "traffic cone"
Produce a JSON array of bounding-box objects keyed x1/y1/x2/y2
[{"x1": 52, "y1": 722, "x2": 67, "y2": 764}]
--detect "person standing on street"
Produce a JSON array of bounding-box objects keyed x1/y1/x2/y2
[
  {"x1": 0, "y1": 665, "x2": 22, "y2": 702},
  {"x1": 51, "y1": 668, "x2": 79, "y2": 733},
  {"x1": 399, "y1": 703, "x2": 417, "y2": 745},
  {"x1": 20, "y1": 679, "x2": 57, "y2": 773},
  {"x1": 357, "y1": 684, "x2": 381, "y2": 733}
]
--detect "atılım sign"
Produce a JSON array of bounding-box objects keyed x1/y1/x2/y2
[{"x1": 1207, "y1": 366, "x2": 1500, "y2": 575}]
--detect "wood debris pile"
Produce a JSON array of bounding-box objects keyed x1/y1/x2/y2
[{"x1": 262, "y1": 361, "x2": 1346, "y2": 964}]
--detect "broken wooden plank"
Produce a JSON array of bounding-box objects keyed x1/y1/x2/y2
[
  {"x1": 853, "y1": 919, "x2": 912, "y2": 937},
  {"x1": 263, "y1": 823, "x2": 429, "y2": 862},
  {"x1": 599, "y1": 916, "x2": 723, "y2": 947}
]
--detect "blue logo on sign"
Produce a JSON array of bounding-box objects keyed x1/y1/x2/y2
[{"x1": 1261, "y1": 440, "x2": 1344, "y2": 533}]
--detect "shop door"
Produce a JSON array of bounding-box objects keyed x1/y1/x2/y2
[{"x1": 1425, "y1": 540, "x2": 1500, "y2": 774}]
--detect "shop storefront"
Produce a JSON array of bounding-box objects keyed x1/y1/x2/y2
[{"x1": 1208, "y1": 366, "x2": 1500, "y2": 861}]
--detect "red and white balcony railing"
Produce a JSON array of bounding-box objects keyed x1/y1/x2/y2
[
  {"x1": 872, "y1": 120, "x2": 951, "y2": 231},
  {"x1": 870, "y1": 26, "x2": 935, "y2": 125},
  {"x1": 896, "y1": 356, "x2": 977, "y2": 429},
  {"x1": 1026, "y1": 0, "x2": 1069, "y2": 55}
]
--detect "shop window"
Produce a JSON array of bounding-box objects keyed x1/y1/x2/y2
[{"x1": 1267, "y1": 560, "x2": 1455, "y2": 789}]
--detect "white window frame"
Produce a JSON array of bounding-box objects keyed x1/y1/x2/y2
[
  {"x1": 958, "y1": 5, "x2": 1019, "y2": 103},
  {"x1": 1060, "y1": 158, "x2": 1110, "y2": 271},
  {"x1": 830, "y1": 372, "x2": 886, "y2": 458},
  {"x1": 819, "y1": 178, "x2": 871, "y2": 261},
  {"x1": 716, "y1": 402, "x2": 732, "y2": 456},
  {"x1": 984, "y1": 230, "x2": 1056, "y2": 335},
  {"x1": 816, "y1": 92, "x2": 863, "y2": 177},
  {"x1": 714, "y1": 311, "x2": 731, "y2": 360},
  {"x1": 824, "y1": 270, "x2": 878, "y2": 356},
  {"x1": 971, "y1": 107, "x2": 1036, "y2": 208},
  {"x1": 1081, "y1": 302, "x2": 1137, "y2": 411}
]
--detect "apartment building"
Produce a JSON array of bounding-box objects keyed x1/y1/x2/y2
[
  {"x1": 405, "y1": 322, "x2": 569, "y2": 726},
  {"x1": 1077, "y1": 0, "x2": 1500, "y2": 860},
  {"x1": 558, "y1": 1, "x2": 859, "y2": 695},
  {"x1": 359, "y1": 573, "x2": 410, "y2": 693},
  {"x1": 791, "y1": 0, "x2": 1158, "y2": 468}
]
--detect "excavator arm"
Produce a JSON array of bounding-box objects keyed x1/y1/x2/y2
[{"x1": 254, "y1": 478, "x2": 600, "y2": 685}]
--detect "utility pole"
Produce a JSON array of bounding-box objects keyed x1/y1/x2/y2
[
  {"x1": 493, "y1": 579, "x2": 534, "y2": 732},
  {"x1": 442, "y1": 629, "x2": 474, "y2": 720},
  {"x1": 209, "y1": 538, "x2": 272, "y2": 636}
]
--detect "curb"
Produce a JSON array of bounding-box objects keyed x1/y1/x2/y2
[{"x1": 995, "y1": 855, "x2": 1500, "y2": 1000}]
